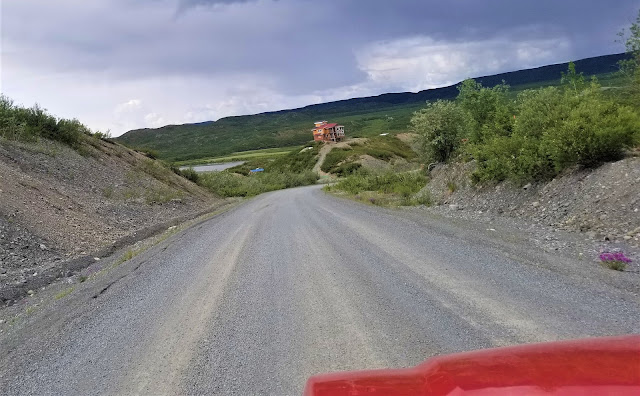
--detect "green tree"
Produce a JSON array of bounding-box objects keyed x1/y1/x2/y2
[
  {"x1": 560, "y1": 61, "x2": 585, "y2": 95},
  {"x1": 541, "y1": 80, "x2": 640, "y2": 169},
  {"x1": 456, "y1": 79, "x2": 513, "y2": 143},
  {"x1": 411, "y1": 100, "x2": 472, "y2": 162},
  {"x1": 616, "y1": 9, "x2": 640, "y2": 107}
]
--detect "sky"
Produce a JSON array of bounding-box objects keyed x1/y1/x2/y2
[{"x1": 1, "y1": 0, "x2": 638, "y2": 136}]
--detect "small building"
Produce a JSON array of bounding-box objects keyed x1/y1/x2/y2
[{"x1": 312, "y1": 121, "x2": 345, "y2": 142}]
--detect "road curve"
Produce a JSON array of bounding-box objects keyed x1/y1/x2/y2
[{"x1": 1, "y1": 185, "x2": 639, "y2": 395}]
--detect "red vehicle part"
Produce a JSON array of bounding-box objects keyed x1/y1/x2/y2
[{"x1": 304, "y1": 335, "x2": 640, "y2": 396}]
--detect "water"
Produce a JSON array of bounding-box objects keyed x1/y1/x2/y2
[{"x1": 180, "y1": 161, "x2": 245, "y2": 173}]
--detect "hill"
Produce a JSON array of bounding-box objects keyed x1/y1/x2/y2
[
  {"x1": 0, "y1": 109, "x2": 228, "y2": 304},
  {"x1": 116, "y1": 53, "x2": 630, "y2": 162}
]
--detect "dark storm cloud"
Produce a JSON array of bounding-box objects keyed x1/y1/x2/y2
[
  {"x1": 2, "y1": 0, "x2": 638, "y2": 135},
  {"x1": 5, "y1": 0, "x2": 637, "y2": 94}
]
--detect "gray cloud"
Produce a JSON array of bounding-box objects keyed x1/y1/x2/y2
[{"x1": 2, "y1": 0, "x2": 638, "y2": 135}]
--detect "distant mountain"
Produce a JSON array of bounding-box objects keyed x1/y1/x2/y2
[{"x1": 116, "y1": 53, "x2": 629, "y2": 162}]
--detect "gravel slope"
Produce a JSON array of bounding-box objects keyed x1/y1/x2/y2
[{"x1": 1, "y1": 185, "x2": 638, "y2": 395}]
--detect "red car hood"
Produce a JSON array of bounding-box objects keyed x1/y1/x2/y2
[{"x1": 304, "y1": 335, "x2": 640, "y2": 396}]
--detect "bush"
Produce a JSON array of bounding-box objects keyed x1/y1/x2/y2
[
  {"x1": 0, "y1": 95, "x2": 91, "y2": 149},
  {"x1": 320, "y1": 148, "x2": 352, "y2": 173},
  {"x1": 198, "y1": 170, "x2": 318, "y2": 197},
  {"x1": 411, "y1": 100, "x2": 472, "y2": 163},
  {"x1": 469, "y1": 73, "x2": 640, "y2": 183},
  {"x1": 456, "y1": 79, "x2": 514, "y2": 143},
  {"x1": 54, "y1": 118, "x2": 88, "y2": 148},
  {"x1": 171, "y1": 166, "x2": 200, "y2": 183},
  {"x1": 333, "y1": 162, "x2": 362, "y2": 177},
  {"x1": 540, "y1": 85, "x2": 640, "y2": 170},
  {"x1": 331, "y1": 169, "x2": 427, "y2": 197},
  {"x1": 269, "y1": 144, "x2": 320, "y2": 173},
  {"x1": 599, "y1": 251, "x2": 632, "y2": 271}
]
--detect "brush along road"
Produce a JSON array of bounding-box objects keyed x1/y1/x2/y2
[{"x1": 1, "y1": 185, "x2": 638, "y2": 395}]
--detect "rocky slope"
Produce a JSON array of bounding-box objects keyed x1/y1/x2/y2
[
  {"x1": 0, "y1": 137, "x2": 223, "y2": 305},
  {"x1": 422, "y1": 157, "x2": 640, "y2": 265}
]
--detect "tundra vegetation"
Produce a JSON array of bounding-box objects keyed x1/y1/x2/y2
[
  {"x1": 0, "y1": 95, "x2": 111, "y2": 148},
  {"x1": 194, "y1": 144, "x2": 322, "y2": 197},
  {"x1": 411, "y1": 57, "x2": 640, "y2": 184},
  {"x1": 411, "y1": 11, "x2": 640, "y2": 184},
  {"x1": 329, "y1": 12, "x2": 640, "y2": 204}
]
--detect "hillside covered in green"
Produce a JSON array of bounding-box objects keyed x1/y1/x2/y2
[{"x1": 116, "y1": 53, "x2": 629, "y2": 162}]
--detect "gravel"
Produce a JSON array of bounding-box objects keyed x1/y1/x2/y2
[
  {"x1": 0, "y1": 138, "x2": 222, "y2": 305},
  {"x1": 1, "y1": 185, "x2": 638, "y2": 396}
]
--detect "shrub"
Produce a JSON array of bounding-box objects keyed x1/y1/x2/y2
[
  {"x1": 599, "y1": 251, "x2": 632, "y2": 271},
  {"x1": 513, "y1": 87, "x2": 568, "y2": 139},
  {"x1": 469, "y1": 69, "x2": 640, "y2": 183},
  {"x1": 198, "y1": 170, "x2": 318, "y2": 197},
  {"x1": 411, "y1": 100, "x2": 472, "y2": 162},
  {"x1": 456, "y1": 79, "x2": 514, "y2": 143},
  {"x1": 540, "y1": 84, "x2": 640, "y2": 170},
  {"x1": 269, "y1": 145, "x2": 320, "y2": 173},
  {"x1": 333, "y1": 162, "x2": 362, "y2": 177},
  {"x1": 321, "y1": 148, "x2": 352, "y2": 173},
  {"x1": 331, "y1": 169, "x2": 427, "y2": 198},
  {"x1": 471, "y1": 134, "x2": 553, "y2": 183},
  {"x1": 171, "y1": 166, "x2": 200, "y2": 183},
  {"x1": 0, "y1": 95, "x2": 92, "y2": 149},
  {"x1": 54, "y1": 118, "x2": 87, "y2": 148}
]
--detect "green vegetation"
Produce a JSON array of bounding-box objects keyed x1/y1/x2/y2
[
  {"x1": 115, "y1": 54, "x2": 630, "y2": 162},
  {"x1": 410, "y1": 100, "x2": 472, "y2": 163},
  {"x1": 326, "y1": 169, "x2": 429, "y2": 206},
  {"x1": 175, "y1": 147, "x2": 299, "y2": 166},
  {"x1": 412, "y1": 61, "x2": 640, "y2": 184},
  {"x1": 320, "y1": 136, "x2": 416, "y2": 175},
  {"x1": 0, "y1": 95, "x2": 109, "y2": 150},
  {"x1": 54, "y1": 287, "x2": 74, "y2": 300},
  {"x1": 116, "y1": 248, "x2": 140, "y2": 266},
  {"x1": 172, "y1": 166, "x2": 200, "y2": 183},
  {"x1": 616, "y1": 10, "x2": 640, "y2": 105},
  {"x1": 195, "y1": 144, "x2": 321, "y2": 197},
  {"x1": 199, "y1": 170, "x2": 318, "y2": 197}
]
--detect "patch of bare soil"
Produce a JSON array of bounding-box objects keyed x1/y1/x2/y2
[
  {"x1": 312, "y1": 138, "x2": 370, "y2": 177},
  {"x1": 356, "y1": 154, "x2": 390, "y2": 171},
  {"x1": 0, "y1": 138, "x2": 223, "y2": 305}
]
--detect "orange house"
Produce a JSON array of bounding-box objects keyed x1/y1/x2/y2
[{"x1": 312, "y1": 121, "x2": 345, "y2": 142}]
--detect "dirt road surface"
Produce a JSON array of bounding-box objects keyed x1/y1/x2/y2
[{"x1": 1, "y1": 185, "x2": 638, "y2": 395}]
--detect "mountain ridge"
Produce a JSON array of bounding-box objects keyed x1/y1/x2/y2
[{"x1": 116, "y1": 53, "x2": 630, "y2": 161}]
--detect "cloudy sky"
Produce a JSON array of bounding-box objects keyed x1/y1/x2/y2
[{"x1": 1, "y1": 0, "x2": 638, "y2": 136}]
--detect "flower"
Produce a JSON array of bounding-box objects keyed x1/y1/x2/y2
[{"x1": 599, "y1": 251, "x2": 632, "y2": 263}]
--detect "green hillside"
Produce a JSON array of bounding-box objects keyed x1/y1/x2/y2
[{"x1": 116, "y1": 53, "x2": 629, "y2": 162}]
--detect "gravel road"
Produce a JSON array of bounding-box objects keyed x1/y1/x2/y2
[{"x1": 1, "y1": 185, "x2": 638, "y2": 395}]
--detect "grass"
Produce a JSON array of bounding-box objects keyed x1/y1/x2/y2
[
  {"x1": 321, "y1": 136, "x2": 416, "y2": 174},
  {"x1": 115, "y1": 54, "x2": 629, "y2": 163},
  {"x1": 55, "y1": 287, "x2": 75, "y2": 300},
  {"x1": 326, "y1": 169, "x2": 429, "y2": 206},
  {"x1": 602, "y1": 261, "x2": 627, "y2": 271},
  {"x1": 144, "y1": 186, "x2": 183, "y2": 204},
  {"x1": 198, "y1": 170, "x2": 318, "y2": 197},
  {"x1": 116, "y1": 248, "x2": 139, "y2": 265},
  {"x1": 194, "y1": 144, "x2": 321, "y2": 197},
  {"x1": 174, "y1": 147, "x2": 300, "y2": 166},
  {"x1": 0, "y1": 95, "x2": 113, "y2": 152}
]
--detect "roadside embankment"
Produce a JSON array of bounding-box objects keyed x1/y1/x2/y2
[{"x1": 0, "y1": 137, "x2": 225, "y2": 305}]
